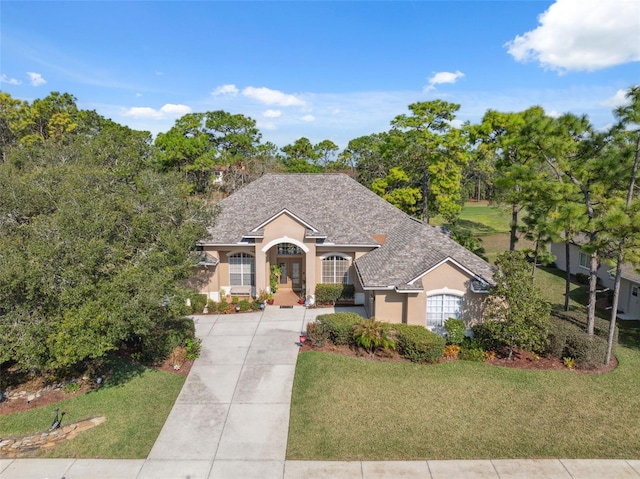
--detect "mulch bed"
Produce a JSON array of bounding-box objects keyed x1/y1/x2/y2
[{"x1": 299, "y1": 342, "x2": 617, "y2": 374}]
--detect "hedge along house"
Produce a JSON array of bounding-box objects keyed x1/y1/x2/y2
[{"x1": 193, "y1": 173, "x2": 495, "y2": 330}]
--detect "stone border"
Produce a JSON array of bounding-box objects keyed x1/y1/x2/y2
[{"x1": 0, "y1": 416, "x2": 106, "y2": 458}]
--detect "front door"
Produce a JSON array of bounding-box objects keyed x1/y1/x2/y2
[{"x1": 278, "y1": 259, "x2": 301, "y2": 291}]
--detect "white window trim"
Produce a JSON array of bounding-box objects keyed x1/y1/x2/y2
[
  {"x1": 321, "y1": 253, "x2": 351, "y2": 284},
  {"x1": 426, "y1": 291, "x2": 464, "y2": 328},
  {"x1": 578, "y1": 251, "x2": 590, "y2": 270},
  {"x1": 227, "y1": 252, "x2": 255, "y2": 286}
]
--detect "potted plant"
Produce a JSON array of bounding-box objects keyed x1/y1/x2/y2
[
  {"x1": 267, "y1": 293, "x2": 274, "y2": 305},
  {"x1": 270, "y1": 264, "x2": 282, "y2": 293}
]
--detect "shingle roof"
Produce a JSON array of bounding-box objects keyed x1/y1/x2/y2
[
  {"x1": 204, "y1": 173, "x2": 495, "y2": 290},
  {"x1": 204, "y1": 173, "x2": 409, "y2": 245},
  {"x1": 354, "y1": 217, "x2": 495, "y2": 289}
]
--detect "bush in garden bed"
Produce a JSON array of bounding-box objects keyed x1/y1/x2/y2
[
  {"x1": 315, "y1": 284, "x2": 355, "y2": 304},
  {"x1": 316, "y1": 313, "x2": 363, "y2": 346},
  {"x1": 191, "y1": 294, "x2": 208, "y2": 313},
  {"x1": 459, "y1": 340, "x2": 486, "y2": 362},
  {"x1": 393, "y1": 323, "x2": 445, "y2": 363},
  {"x1": 546, "y1": 316, "x2": 608, "y2": 369},
  {"x1": 551, "y1": 310, "x2": 618, "y2": 345}
]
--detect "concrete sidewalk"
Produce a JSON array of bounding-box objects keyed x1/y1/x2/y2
[{"x1": 2, "y1": 306, "x2": 638, "y2": 478}]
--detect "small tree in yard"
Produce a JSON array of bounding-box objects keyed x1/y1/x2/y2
[{"x1": 483, "y1": 251, "x2": 551, "y2": 359}]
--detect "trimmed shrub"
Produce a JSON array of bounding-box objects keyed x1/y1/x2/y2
[
  {"x1": 551, "y1": 310, "x2": 618, "y2": 345},
  {"x1": 217, "y1": 300, "x2": 229, "y2": 313},
  {"x1": 191, "y1": 294, "x2": 208, "y2": 314},
  {"x1": 315, "y1": 283, "x2": 356, "y2": 304},
  {"x1": 341, "y1": 284, "x2": 355, "y2": 300},
  {"x1": 546, "y1": 316, "x2": 608, "y2": 369},
  {"x1": 238, "y1": 299, "x2": 250, "y2": 311},
  {"x1": 459, "y1": 340, "x2": 486, "y2": 362},
  {"x1": 315, "y1": 284, "x2": 344, "y2": 304},
  {"x1": 471, "y1": 321, "x2": 505, "y2": 352},
  {"x1": 393, "y1": 323, "x2": 445, "y2": 363},
  {"x1": 206, "y1": 299, "x2": 216, "y2": 312},
  {"x1": 316, "y1": 313, "x2": 362, "y2": 346},
  {"x1": 444, "y1": 318, "x2": 466, "y2": 345},
  {"x1": 306, "y1": 322, "x2": 330, "y2": 347}
]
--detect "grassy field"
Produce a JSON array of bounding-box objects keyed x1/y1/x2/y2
[
  {"x1": 287, "y1": 201, "x2": 640, "y2": 460},
  {"x1": 431, "y1": 201, "x2": 512, "y2": 235},
  {"x1": 0, "y1": 358, "x2": 185, "y2": 458}
]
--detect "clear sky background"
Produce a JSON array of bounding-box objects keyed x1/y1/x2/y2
[{"x1": 1, "y1": 0, "x2": 639, "y2": 148}]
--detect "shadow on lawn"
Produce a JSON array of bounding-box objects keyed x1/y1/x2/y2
[
  {"x1": 92, "y1": 356, "x2": 148, "y2": 390},
  {"x1": 443, "y1": 219, "x2": 503, "y2": 236}
]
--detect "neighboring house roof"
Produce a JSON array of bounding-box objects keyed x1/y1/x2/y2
[
  {"x1": 203, "y1": 173, "x2": 495, "y2": 291},
  {"x1": 621, "y1": 264, "x2": 640, "y2": 284}
]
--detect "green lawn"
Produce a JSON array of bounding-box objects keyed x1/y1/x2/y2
[
  {"x1": 287, "y1": 347, "x2": 640, "y2": 460},
  {"x1": 0, "y1": 358, "x2": 185, "y2": 458},
  {"x1": 431, "y1": 201, "x2": 512, "y2": 235},
  {"x1": 287, "y1": 202, "x2": 640, "y2": 460}
]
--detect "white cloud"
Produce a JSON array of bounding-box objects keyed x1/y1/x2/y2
[
  {"x1": 301, "y1": 114, "x2": 315, "y2": 122},
  {"x1": 505, "y1": 0, "x2": 640, "y2": 72},
  {"x1": 27, "y1": 72, "x2": 46, "y2": 86},
  {"x1": 136, "y1": 93, "x2": 143, "y2": 97},
  {"x1": 123, "y1": 103, "x2": 192, "y2": 120},
  {"x1": 242, "y1": 86, "x2": 305, "y2": 106},
  {"x1": 212, "y1": 84, "x2": 239, "y2": 96},
  {"x1": 601, "y1": 88, "x2": 632, "y2": 108},
  {"x1": 0, "y1": 74, "x2": 21, "y2": 85},
  {"x1": 425, "y1": 71, "x2": 464, "y2": 91},
  {"x1": 160, "y1": 104, "x2": 192, "y2": 116},
  {"x1": 263, "y1": 109, "x2": 282, "y2": 118},
  {"x1": 257, "y1": 121, "x2": 277, "y2": 131}
]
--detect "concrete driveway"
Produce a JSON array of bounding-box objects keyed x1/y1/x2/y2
[{"x1": 2, "y1": 306, "x2": 639, "y2": 478}]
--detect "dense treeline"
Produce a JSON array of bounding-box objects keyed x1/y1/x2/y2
[{"x1": 0, "y1": 86, "x2": 637, "y2": 372}]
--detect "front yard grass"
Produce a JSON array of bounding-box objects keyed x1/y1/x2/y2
[
  {"x1": 287, "y1": 346, "x2": 640, "y2": 460},
  {"x1": 0, "y1": 358, "x2": 185, "y2": 458},
  {"x1": 289, "y1": 204, "x2": 640, "y2": 460}
]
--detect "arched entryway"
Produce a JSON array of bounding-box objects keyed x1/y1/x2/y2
[{"x1": 261, "y1": 238, "x2": 308, "y2": 305}]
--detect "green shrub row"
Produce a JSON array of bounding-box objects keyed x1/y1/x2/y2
[
  {"x1": 393, "y1": 323, "x2": 446, "y2": 363},
  {"x1": 551, "y1": 310, "x2": 618, "y2": 345},
  {"x1": 546, "y1": 317, "x2": 608, "y2": 369},
  {"x1": 309, "y1": 314, "x2": 488, "y2": 364},
  {"x1": 315, "y1": 283, "x2": 356, "y2": 304}
]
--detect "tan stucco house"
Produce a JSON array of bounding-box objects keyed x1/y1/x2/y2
[{"x1": 193, "y1": 173, "x2": 495, "y2": 330}]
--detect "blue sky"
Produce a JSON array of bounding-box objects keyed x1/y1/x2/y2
[{"x1": 1, "y1": 1, "x2": 639, "y2": 148}]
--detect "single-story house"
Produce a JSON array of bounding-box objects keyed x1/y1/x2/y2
[
  {"x1": 550, "y1": 241, "x2": 640, "y2": 320},
  {"x1": 193, "y1": 173, "x2": 495, "y2": 330}
]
